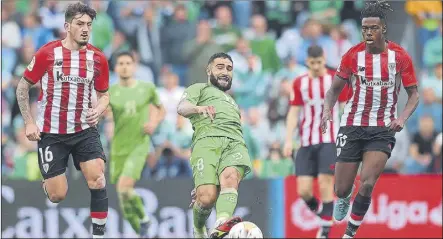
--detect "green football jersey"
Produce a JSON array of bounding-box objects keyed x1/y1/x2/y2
[
  {"x1": 182, "y1": 83, "x2": 245, "y2": 144},
  {"x1": 109, "y1": 81, "x2": 161, "y2": 156}
]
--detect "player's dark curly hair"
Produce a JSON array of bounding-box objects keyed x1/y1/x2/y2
[
  {"x1": 65, "y1": 2, "x2": 97, "y2": 23},
  {"x1": 207, "y1": 52, "x2": 233, "y2": 66},
  {"x1": 361, "y1": 0, "x2": 394, "y2": 24}
]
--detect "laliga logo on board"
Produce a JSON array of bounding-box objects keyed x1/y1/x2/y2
[{"x1": 290, "y1": 195, "x2": 442, "y2": 231}]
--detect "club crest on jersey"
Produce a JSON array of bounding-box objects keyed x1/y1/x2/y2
[
  {"x1": 27, "y1": 56, "x2": 36, "y2": 71},
  {"x1": 87, "y1": 60, "x2": 94, "y2": 71},
  {"x1": 43, "y1": 163, "x2": 49, "y2": 173}
]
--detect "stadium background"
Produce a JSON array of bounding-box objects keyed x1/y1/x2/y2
[{"x1": 1, "y1": 0, "x2": 441, "y2": 238}]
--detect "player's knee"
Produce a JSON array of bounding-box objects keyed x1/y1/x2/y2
[
  {"x1": 87, "y1": 173, "x2": 106, "y2": 189},
  {"x1": 297, "y1": 185, "x2": 313, "y2": 200},
  {"x1": 318, "y1": 176, "x2": 334, "y2": 192},
  {"x1": 334, "y1": 185, "x2": 353, "y2": 199},
  {"x1": 197, "y1": 187, "x2": 217, "y2": 208},
  {"x1": 43, "y1": 179, "x2": 68, "y2": 203},
  {"x1": 47, "y1": 190, "x2": 67, "y2": 203},
  {"x1": 117, "y1": 186, "x2": 135, "y2": 201},
  {"x1": 220, "y1": 167, "x2": 241, "y2": 188},
  {"x1": 358, "y1": 180, "x2": 375, "y2": 197}
]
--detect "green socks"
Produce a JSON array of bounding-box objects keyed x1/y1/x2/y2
[
  {"x1": 118, "y1": 189, "x2": 147, "y2": 234},
  {"x1": 215, "y1": 188, "x2": 238, "y2": 221},
  {"x1": 193, "y1": 201, "x2": 212, "y2": 231},
  {"x1": 192, "y1": 187, "x2": 239, "y2": 232},
  {"x1": 129, "y1": 193, "x2": 148, "y2": 222}
]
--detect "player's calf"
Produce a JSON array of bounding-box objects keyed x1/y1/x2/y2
[
  {"x1": 210, "y1": 167, "x2": 243, "y2": 238},
  {"x1": 318, "y1": 174, "x2": 334, "y2": 222},
  {"x1": 296, "y1": 176, "x2": 322, "y2": 213},
  {"x1": 343, "y1": 151, "x2": 387, "y2": 237},
  {"x1": 81, "y1": 159, "x2": 108, "y2": 238},
  {"x1": 343, "y1": 178, "x2": 377, "y2": 237},
  {"x1": 193, "y1": 185, "x2": 217, "y2": 237},
  {"x1": 217, "y1": 167, "x2": 241, "y2": 220}
]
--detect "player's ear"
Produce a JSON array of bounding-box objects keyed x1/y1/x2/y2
[
  {"x1": 64, "y1": 22, "x2": 70, "y2": 32},
  {"x1": 382, "y1": 25, "x2": 387, "y2": 34}
]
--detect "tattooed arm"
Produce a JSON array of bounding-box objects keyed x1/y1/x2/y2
[
  {"x1": 16, "y1": 77, "x2": 35, "y2": 124},
  {"x1": 16, "y1": 77, "x2": 41, "y2": 140}
]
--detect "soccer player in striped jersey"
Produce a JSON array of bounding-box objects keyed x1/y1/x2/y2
[
  {"x1": 284, "y1": 45, "x2": 350, "y2": 238},
  {"x1": 16, "y1": 3, "x2": 110, "y2": 238},
  {"x1": 321, "y1": 1, "x2": 420, "y2": 238}
]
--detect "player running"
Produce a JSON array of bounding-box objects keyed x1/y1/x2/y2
[
  {"x1": 177, "y1": 53, "x2": 252, "y2": 238},
  {"x1": 321, "y1": 1, "x2": 420, "y2": 238},
  {"x1": 16, "y1": 3, "x2": 111, "y2": 238},
  {"x1": 284, "y1": 45, "x2": 350, "y2": 238},
  {"x1": 108, "y1": 51, "x2": 165, "y2": 238}
]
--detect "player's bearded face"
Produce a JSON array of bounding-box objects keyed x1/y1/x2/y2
[
  {"x1": 210, "y1": 71, "x2": 232, "y2": 91},
  {"x1": 208, "y1": 58, "x2": 233, "y2": 92},
  {"x1": 68, "y1": 14, "x2": 93, "y2": 46}
]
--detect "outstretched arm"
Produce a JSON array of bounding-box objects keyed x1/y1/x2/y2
[{"x1": 177, "y1": 99, "x2": 200, "y2": 118}]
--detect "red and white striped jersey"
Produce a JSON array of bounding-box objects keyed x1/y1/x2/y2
[
  {"x1": 336, "y1": 41, "x2": 418, "y2": 127},
  {"x1": 290, "y1": 70, "x2": 350, "y2": 147},
  {"x1": 23, "y1": 40, "x2": 109, "y2": 134}
]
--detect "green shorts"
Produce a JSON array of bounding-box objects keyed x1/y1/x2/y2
[
  {"x1": 110, "y1": 144, "x2": 149, "y2": 184},
  {"x1": 190, "y1": 137, "x2": 252, "y2": 188}
]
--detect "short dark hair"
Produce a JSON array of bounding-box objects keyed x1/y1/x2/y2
[
  {"x1": 307, "y1": 45, "x2": 324, "y2": 58},
  {"x1": 361, "y1": 0, "x2": 393, "y2": 24},
  {"x1": 115, "y1": 51, "x2": 135, "y2": 61},
  {"x1": 65, "y1": 2, "x2": 97, "y2": 23},
  {"x1": 207, "y1": 52, "x2": 233, "y2": 66}
]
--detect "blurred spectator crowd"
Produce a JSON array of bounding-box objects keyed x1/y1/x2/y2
[{"x1": 1, "y1": 0, "x2": 442, "y2": 182}]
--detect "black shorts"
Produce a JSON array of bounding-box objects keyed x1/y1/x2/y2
[
  {"x1": 37, "y1": 127, "x2": 106, "y2": 179},
  {"x1": 294, "y1": 143, "x2": 336, "y2": 176},
  {"x1": 336, "y1": 126, "x2": 396, "y2": 163}
]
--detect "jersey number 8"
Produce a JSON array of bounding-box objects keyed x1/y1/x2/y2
[{"x1": 196, "y1": 158, "x2": 205, "y2": 171}]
